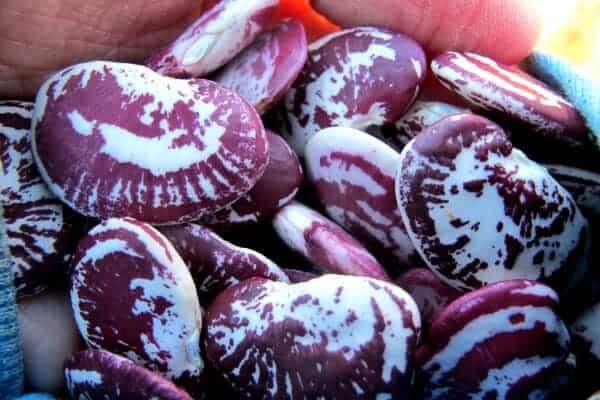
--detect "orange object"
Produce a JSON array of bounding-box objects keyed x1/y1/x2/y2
[
  {"x1": 272, "y1": 0, "x2": 339, "y2": 42},
  {"x1": 199, "y1": 0, "x2": 338, "y2": 43}
]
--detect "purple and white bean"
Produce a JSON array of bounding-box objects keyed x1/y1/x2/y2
[
  {"x1": 395, "y1": 113, "x2": 589, "y2": 291},
  {"x1": 147, "y1": 0, "x2": 279, "y2": 78},
  {"x1": 202, "y1": 130, "x2": 303, "y2": 228},
  {"x1": 8, "y1": 10, "x2": 600, "y2": 397},
  {"x1": 0, "y1": 101, "x2": 77, "y2": 297},
  {"x1": 431, "y1": 51, "x2": 590, "y2": 149},
  {"x1": 215, "y1": 19, "x2": 308, "y2": 114},
  {"x1": 305, "y1": 127, "x2": 418, "y2": 269},
  {"x1": 65, "y1": 349, "x2": 193, "y2": 400},
  {"x1": 204, "y1": 274, "x2": 420, "y2": 399},
  {"x1": 160, "y1": 223, "x2": 289, "y2": 301},
  {"x1": 273, "y1": 201, "x2": 391, "y2": 281},
  {"x1": 32, "y1": 61, "x2": 269, "y2": 224},
  {"x1": 417, "y1": 280, "x2": 571, "y2": 399},
  {"x1": 284, "y1": 26, "x2": 426, "y2": 155},
  {"x1": 69, "y1": 218, "x2": 204, "y2": 383}
]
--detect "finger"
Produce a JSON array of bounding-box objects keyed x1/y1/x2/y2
[
  {"x1": 18, "y1": 290, "x2": 82, "y2": 392},
  {"x1": 0, "y1": 0, "x2": 203, "y2": 99},
  {"x1": 311, "y1": 0, "x2": 545, "y2": 64}
]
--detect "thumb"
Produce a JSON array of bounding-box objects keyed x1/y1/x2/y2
[{"x1": 311, "y1": 0, "x2": 545, "y2": 64}]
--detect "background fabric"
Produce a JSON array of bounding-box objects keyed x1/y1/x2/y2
[
  {"x1": 525, "y1": 50, "x2": 600, "y2": 139},
  {"x1": 0, "y1": 204, "x2": 23, "y2": 399}
]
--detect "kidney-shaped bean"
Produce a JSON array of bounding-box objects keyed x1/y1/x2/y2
[
  {"x1": 69, "y1": 218, "x2": 204, "y2": 383},
  {"x1": 160, "y1": 223, "x2": 289, "y2": 301},
  {"x1": 215, "y1": 19, "x2": 308, "y2": 114},
  {"x1": 305, "y1": 126, "x2": 419, "y2": 269},
  {"x1": 417, "y1": 280, "x2": 571, "y2": 399},
  {"x1": 431, "y1": 52, "x2": 591, "y2": 151},
  {"x1": 395, "y1": 114, "x2": 589, "y2": 292},
  {"x1": 284, "y1": 26, "x2": 426, "y2": 155},
  {"x1": 32, "y1": 61, "x2": 269, "y2": 224},
  {"x1": 147, "y1": 0, "x2": 279, "y2": 78},
  {"x1": 273, "y1": 201, "x2": 391, "y2": 281},
  {"x1": 204, "y1": 274, "x2": 420, "y2": 399}
]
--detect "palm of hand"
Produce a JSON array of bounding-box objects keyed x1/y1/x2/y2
[{"x1": 0, "y1": 0, "x2": 204, "y2": 99}]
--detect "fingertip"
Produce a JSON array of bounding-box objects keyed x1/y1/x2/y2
[{"x1": 311, "y1": 0, "x2": 545, "y2": 64}]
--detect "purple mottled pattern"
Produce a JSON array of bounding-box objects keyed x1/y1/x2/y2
[
  {"x1": 69, "y1": 218, "x2": 204, "y2": 383},
  {"x1": 396, "y1": 114, "x2": 588, "y2": 292},
  {"x1": 417, "y1": 280, "x2": 571, "y2": 399},
  {"x1": 215, "y1": 19, "x2": 308, "y2": 114},
  {"x1": 202, "y1": 131, "x2": 303, "y2": 228},
  {"x1": 284, "y1": 26, "x2": 426, "y2": 155},
  {"x1": 147, "y1": 0, "x2": 279, "y2": 78},
  {"x1": 160, "y1": 223, "x2": 289, "y2": 301},
  {"x1": 204, "y1": 275, "x2": 420, "y2": 399},
  {"x1": 65, "y1": 349, "x2": 193, "y2": 400},
  {"x1": 32, "y1": 61, "x2": 269, "y2": 224},
  {"x1": 0, "y1": 100, "x2": 78, "y2": 297}
]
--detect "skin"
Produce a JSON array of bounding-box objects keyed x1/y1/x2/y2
[
  {"x1": 312, "y1": 0, "x2": 545, "y2": 64},
  {"x1": 18, "y1": 290, "x2": 83, "y2": 393},
  {"x1": 0, "y1": 0, "x2": 544, "y2": 99}
]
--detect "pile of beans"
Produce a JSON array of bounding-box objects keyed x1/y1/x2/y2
[{"x1": 1, "y1": 0, "x2": 599, "y2": 398}]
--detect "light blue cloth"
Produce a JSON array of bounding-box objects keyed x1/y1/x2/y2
[
  {"x1": 15, "y1": 395, "x2": 55, "y2": 400},
  {"x1": 0, "y1": 203, "x2": 23, "y2": 400},
  {"x1": 525, "y1": 51, "x2": 600, "y2": 141}
]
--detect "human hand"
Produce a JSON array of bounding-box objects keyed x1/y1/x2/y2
[
  {"x1": 0, "y1": 0, "x2": 544, "y2": 99},
  {"x1": 0, "y1": 0, "x2": 205, "y2": 99},
  {"x1": 312, "y1": 0, "x2": 544, "y2": 64},
  {"x1": 0, "y1": 0, "x2": 545, "y2": 100}
]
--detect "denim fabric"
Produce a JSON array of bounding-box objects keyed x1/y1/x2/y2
[
  {"x1": 15, "y1": 395, "x2": 55, "y2": 400},
  {"x1": 0, "y1": 204, "x2": 23, "y2": 399},
  {"x1": 525, "y1": 51, "x2": 600, "y2": 141}
]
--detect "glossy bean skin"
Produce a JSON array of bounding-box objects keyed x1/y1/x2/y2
[
  {"x1": 215, "y1": 19, "x2": 308, "y2": 114},
  {"x1": 65, "y1": 349, "x2": 193, "y2": 400},
  {"x1": 147, "y1": 0, "x2": 279, "y2": 78},
  {"x1": 69, "y1": 218, "x2": 204, "y2": 384},
  {"x1": 396, "y1": 114, "x2": 589, "y2": 292},
  {"x1": 417, "y1": 280, "x2": 571, "y2": 399},
  {"x1": 273, "y1": 202, "x2": 391, "y2": 281},
  {"x1": 1, "y1": 101, "x2": 79, "y2": 297},
  {"x1": 32, "y1": 61, "x2": 268, "y2": 224},
  {"x1": 284, "y1": 26, "x2": 426, "y2": 156},
  {"x1": 305, "y1": 127, "x2": 419, "y2": 271},
  {"x1": 204, "y1": 275, "x2": 420, "y2": 399}
]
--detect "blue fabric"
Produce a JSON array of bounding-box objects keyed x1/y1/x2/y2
[
  {"x1": 524, "y1": 51, "x2": 600, "y2": 143},
  {"x1": 0, "y1": 204, "x2": 23, "y2": 399},
  {"x1": 15, "y1": 395, "x2": 55, "y2": 400}
]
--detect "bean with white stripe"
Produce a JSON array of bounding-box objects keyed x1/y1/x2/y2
[
  {"x1": 69, "y1": 218, "x2": 204, "y2": 385},
  {"x1": 284, "y1": 26, "x2": 426, "y2": 156},
  {"x1": 204, "y1": 274, "x2": 420, "y2": 399},
  {"x1": 32, "y1": 61, "x2": 269, "y2": 224},
  {"x1": 417, "y1": 280, "x2": 571, "y2": 399},
  {"x1": 0, "y1": 101, "x2": 78, "y2": 297},
  {"x1": 395, "y1": 113, "x2": 589, "y2": 292}
]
